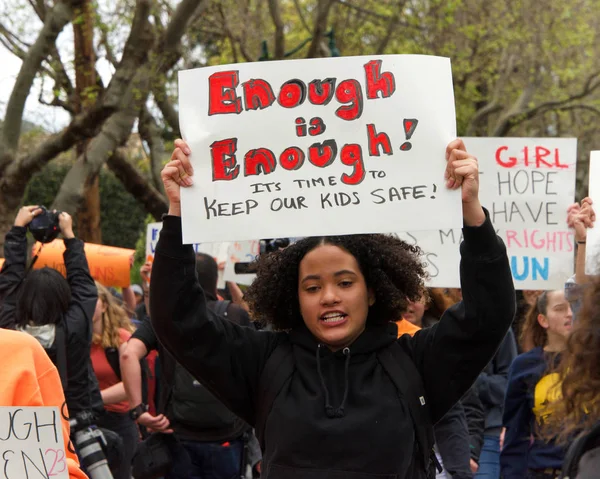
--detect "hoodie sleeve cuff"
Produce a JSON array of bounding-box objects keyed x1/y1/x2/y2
[
  {"x1": 63, "y1": 237, "x2": 81, "y2": 249},
  {"x1": 9, "y1": 226, "x2": 27, "y2": 237},
  {"x1": 461, "y1": 208, "x2": 504, "y2": 258},
  {"x1": 156, "y1": 215, "x2": 195, "y2": 260}
]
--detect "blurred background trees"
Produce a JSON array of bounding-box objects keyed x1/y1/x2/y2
[{"x1": 1, "y1": 0, "x2": 598, "y2": 254}]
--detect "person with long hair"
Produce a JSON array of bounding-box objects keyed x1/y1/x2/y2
[
  {"x1": 148, "y1": 138, "x2": 516, "y2": 478},
  {"x1": 0, "y1": 207, "x2": 102, "y2": 420},
  {"x1": 90, "y1": 281, "x2": 138, "y2": 479},
  {"x1": 543, "y1": 198, "x2": 598, "y2": 477},
  {"x1": 500, "y1": 290, "x2": 573, "y2": 479},
  {"x1": 546, "y1": 278, "x2": 600, "y2": 477}
]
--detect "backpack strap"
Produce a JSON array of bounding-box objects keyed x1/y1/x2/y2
[
  {"x1": 377, "y1": 341, "x2": 439, "y2": 477},
  {"x1": 562, "y1": 422, "x2": 600, "y2": 478},
  {"x1": 255, "y1": 341, "x2": 294, "y2": 450},
  {"x1": 213, "y1": 300, "x2": 231, "y2": 318},
  {"x1": 54, "y1": 322, "x2": 68, "y2": 391},
  {"x1": 105, "y1": 347, "x2": 122, "y2": 380},
  {"x1": 105, "y1": 346, "x2": 150, "y2": 404}
]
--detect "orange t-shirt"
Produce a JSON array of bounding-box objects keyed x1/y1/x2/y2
[
  {"x1": 396, "y1": 319, "x2": 421, "y2": 337},
  {"x1": 90, "y1": 328, "x2": 132, "y2": 414},
  {"x1": 0, "y1": 329, "x2": 88, "y2": 479}
]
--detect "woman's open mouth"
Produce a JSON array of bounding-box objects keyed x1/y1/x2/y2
[{"x1": 320, "y1": 312, "x2": 348, "y2": 325}]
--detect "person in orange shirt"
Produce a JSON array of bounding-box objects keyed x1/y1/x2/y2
[
  {"x1": 396, "y1": 316, "x2": 421, "y2": 337},
  {"x1": 0, "y1": 328, "x2": 88, "y2": 479},
  {"x1": 90, "y1": 281, "x2": 138, "y2": 479}
]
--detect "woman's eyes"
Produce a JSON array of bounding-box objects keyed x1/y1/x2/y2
[{"x1": 304, "y1": 281, "x2": 353, "y2": 292}]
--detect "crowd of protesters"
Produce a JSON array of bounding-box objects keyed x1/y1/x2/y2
[{"x1": 0, "y1": 137, "x2": 598, "y2": 479}]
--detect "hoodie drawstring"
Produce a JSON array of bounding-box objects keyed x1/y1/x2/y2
[{"x1": 316, "y1": 344, "x2": 351, "y2": 418}]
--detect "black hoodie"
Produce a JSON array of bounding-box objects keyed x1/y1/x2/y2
[{"x1": 150, "y1": 212, "x2": 515, "y2": 479}]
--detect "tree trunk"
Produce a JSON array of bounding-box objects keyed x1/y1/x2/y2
[{"x1": 72, "y1": 0, "x2": 101, "y2": 243}]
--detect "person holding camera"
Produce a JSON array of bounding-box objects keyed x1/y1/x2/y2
[{"x1": 0, "y1": 205, "x2": 104, "y2": 422}]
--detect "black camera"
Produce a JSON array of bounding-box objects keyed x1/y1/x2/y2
[
  {"x1": 28, "y1": 206, "x2": 61, "y2": 243},
  {"x1": 233, "y1": 238, "x2": 291, "y2": 275},
  {"x1": 261, "y1": 238, "x2": 291, "y2": 254}
]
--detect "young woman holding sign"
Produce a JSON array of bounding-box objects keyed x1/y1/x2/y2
[{"x1": 150, "y1": 138, "x2": 515, "y2": 479}]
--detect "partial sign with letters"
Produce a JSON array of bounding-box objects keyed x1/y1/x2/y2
[
  {"x1": 0, "y1": 406, "x2": 68, "y2": 479},
  {"x1": 586, "y1": 152, "x2": 600, "y2": 275},
  {"x1": 32, "y1": 241, "x2": 135, "y2": 288},
  {"x1": 146, "y1": 222, "x2": 229, "y2": 288},
  {"x1": 398, "y1": 137, "x2": 577, "y2": 290}
]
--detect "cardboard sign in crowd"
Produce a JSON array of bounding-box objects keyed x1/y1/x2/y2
[
  {"x1": 587, "y1": 153, "x2": 600, "y2": 275},
  {"x1": 398, "y1": 137, "x2": 578, "y2": 290},
  {"x1": 32, "y1": 240, "x2": 135, "y2": 288},
  {"x1": 0, "y1": 406, "x2": 69, "y2": 479},
  {"x1": 178, "y1": 55, "x2": 463, "y2": 244},
  {"x1": 146, "y1": 222, "x2": 230, "y2": 288}
]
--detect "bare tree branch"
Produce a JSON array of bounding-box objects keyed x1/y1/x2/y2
[
  {"x1": 307, "y1": 0, "x2": 336, "y2": 58},
  {"x1": 466, "y1": 50, "x2": 517, "y2": 135},
  {"x1": 37, "y1": 79, "x2": 76, "y2": 114},
  {"x1": 0, "y1": 36, "x2": 26, "y2": 59},
  {"x1": 101, "y1": 0, "x2": 154, "y2": 107},
  {"x1": 492, "y1": 69, "x2": 600, "y2": 136},
  {"x1": 0, "y1": 26, "x2": 75, "y2": 109},
  {"x1": 106, "y1": 149, "x2": 168, "y2": 220},
  {"x1": 375, "y1": 0, "x2": 406, "y2": 54},
  {"x1": 336, "y1": 0, "x2": 391, "y2": 21},
  {"x1": 48, "y1": 45, "x2": 75, "y2": 99},
  {"x1": 139, "y1": 105, "x2": 166, "y2": 193},
  {"x1": 0, "y1": 102, "x2": 115, "y2": 199},
  {"x1": 293, "y1": 0, "x2": 313, "y2": 34},
  {"x1": 0, "y1": 23, "x2": 31, "y2": 58},
  {"x1": 235, "y1": 0, "x2": 255, "y2": 63},
  {"x1": 52, "y1": 106, "x2": 142, "y2": 212},
  {"x1": 27, "y1": 0, "x2": 47, "y2": 20},
  {"x1": 98, "y1": 27, "x2": 118, "y2": 67},
  {"x1": 216, "y1": 3, "x2": 240, "y2": 63},
  {"x1": 555, "y1": 104, "x2": 600, "y2": 116},
  {"x1": 268, "y1": 0, "x2": 285, "y2": 59},
  {"x1": 52, "y1": 0, "x2": 207, "y2": 213},
  {"x1": 152, "y1": 83, "x2": 179, "y2": 134},
  {"x1": 466, "y1": 102, "x2": 503, "y2": 136},
  {"x1": 492, "y1": 81, "x2": 537, "y2": 137},
  {"x1": 0, "y1": 0, "x2": 77, "y2": 166}
]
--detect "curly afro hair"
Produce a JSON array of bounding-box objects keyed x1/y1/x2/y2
[{"x1": 244, "y1": 234, "x2": 427, "y2": 331}]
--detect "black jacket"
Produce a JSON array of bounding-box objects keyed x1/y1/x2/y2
[
  {"x1": 132, "y1": 296, "x2": 252, "y2": 442},
  {"x1": 0, "y1": 226, "x2": 100, "y2": 417},
  {"x1": 150, "y1": 213, "x2": 515, "y2": 479},
  {"x1": 462, "y1": 385, "x2": 485, "y2": 463},
  {"x1": 476, "y1": 328, "x2": 517, "y2": 435},
  {"x1": 434, "y1": 400, "x2": 473, "y2": 479}
]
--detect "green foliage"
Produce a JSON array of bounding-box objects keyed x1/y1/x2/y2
[{"x1": 23, "y1": 163, "x2": 146, "y2": 250}]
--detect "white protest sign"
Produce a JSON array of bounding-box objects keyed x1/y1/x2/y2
[
  {"x1": 398, "y1": 138, "x2": 577, "y2": 290},
  {"x1": 0, "y1": 407, "x2": 68, "y2": 479},
  {"x1": 146, "y1": 223, "x2": 229, "y2": 288},
  {"x1": 585, "y1": 152, "x2": 600, "y2": 275},
  {"x1": 223, "y1": 240, "x2": 261, "y2": 285},
  {"x1": 178, "y1": 54, "x2": 460, "y2": 243}
]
